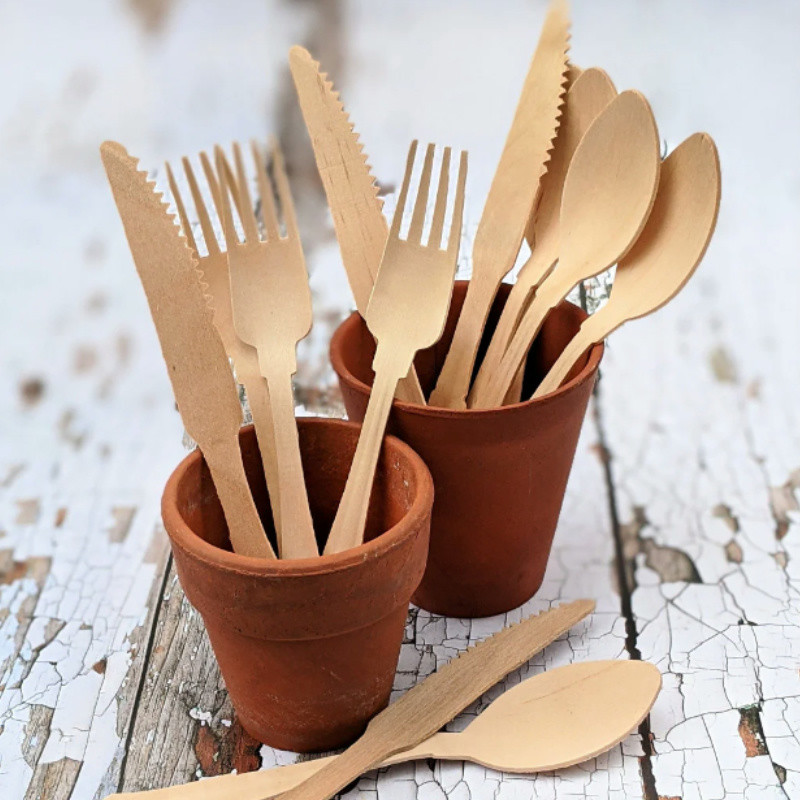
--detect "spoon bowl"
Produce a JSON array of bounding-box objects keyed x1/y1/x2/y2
[
  {"x1": 534, "y1": 132, "x2": 721, "y2": 398},
  {"x1": 110, "y1": 660, "x2": 661, "y2": 799}
]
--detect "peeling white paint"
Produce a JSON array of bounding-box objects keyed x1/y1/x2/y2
[{"x1": 2, "y1": 1, "x2": 799, "y2": 798}]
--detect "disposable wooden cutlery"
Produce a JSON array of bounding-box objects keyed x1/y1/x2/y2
[
  {"x1": 216, "y1": 140, "x2": 318, "y2": 559},
  {"x1": 288, "y1": 45, "x2": 426, "y2": 405},
  {"x1": 271, "y1": 599, "x2": 594, "y2": 800},
  {"x1": 323, "y1": 141, "x2": 467, "y2": 556},
  {"x1": 469, "y1": 89, "x2": 661, "y2": 408},
  {"x1": 101, "y1": 141, "x2": 274, "y2": 559},
  {"x1": 108, "y1": 658, "x2": 659, "y2": 799},
  {"x1": 477, "y1": 67, "x2": 618, "y2": 403},
  {"x1": 428, "y1": 0, "x2": 570, "y2": 409},
  {"x1": 165, "y1": 154, "x2": 282, "y2": 534},
  {"x1": 533, "y1": 132, "x2": 721, "y2": 398}
]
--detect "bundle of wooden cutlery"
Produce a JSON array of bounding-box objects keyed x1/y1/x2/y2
[{"x1": 101, "y1": 0, "x2": 720, "y2": 562}]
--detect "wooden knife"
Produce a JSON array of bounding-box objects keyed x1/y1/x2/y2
[
  {"x1": 273, "y1": 599, "x2": 595, "y2": 800},
  {"x1": 288, "y1": 45, "x2": 425, "y2": 405},
  {"x1": 100, "y1": 141, "x2": 274, "y2": 559},
  {"x1": 429, "y1": 0, "x2": 571, "y2": 408}
]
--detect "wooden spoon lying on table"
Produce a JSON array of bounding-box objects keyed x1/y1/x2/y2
[
  {"x1": 469, "y1": 90, "x2": 661, "y2": 409},
  {"x1": 477, "y1": 67, "x2": 618, "y2": 404},
  {"x1": 324, "y1": 141, "x2": 467, "y2": 555},
  {"x1": 533, "y1": 132, "x2": 721, "y2": 398},
  {"x1": 165, "y1": 154, "x2": 282, "y2": 534},
  {"x1": 217, "y1": 141, "x2": 319, "y2": 559},
  {"x1": 107, "y1": 660, "x2": 661, "y2": 800}
]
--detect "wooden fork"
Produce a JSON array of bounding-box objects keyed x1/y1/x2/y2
[
  {"x1": 216, "y1": 140, "x2": 318, "y2": 559},
  {"x1": 324, "y1": 142, "x2": 467, "y2": 555},
  {"x1": 165, "y1": 154, "x2": 282, "y2": 536}
]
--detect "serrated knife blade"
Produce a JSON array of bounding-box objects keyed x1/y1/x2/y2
[
  {"x1": 288, "y1": 45, "x2": 424, "y2": 405},
  {"x1": 100, "y1": 141, "x2": 274, "y2": 558}
]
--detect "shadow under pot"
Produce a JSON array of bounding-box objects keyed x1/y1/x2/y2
[
  {"x1": 330, "y1": 280, "x2": 604, "y2": 619},
  {"x1": 161, "y1": 418, "x2": 433, "y2": 752}
]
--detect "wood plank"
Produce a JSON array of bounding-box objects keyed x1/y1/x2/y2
[
  {"x1": 118, "y1": 396, "x2": 640, "y2": 798},
  {"x1": 589, "y1": 3, "x2": 800, "y2": 798},
  {"x1": 0, "y1": 3, "x2": 320, "y2": 798}
]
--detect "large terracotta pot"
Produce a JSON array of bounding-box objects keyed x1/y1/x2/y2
[
  {"x1": 162, "y1": 418, "x2": 432, "y2": 752},
  {"x1": 330, "y1": 281, "x2": 603, "y2": 618}
]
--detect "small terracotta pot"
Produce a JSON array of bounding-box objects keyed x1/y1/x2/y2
[
  {"x1": 330, "y1": 281, "x2": 603, "y2": 618},
  {"x1": 162, "y1": 418, "x2": 432, "y2": 752}
]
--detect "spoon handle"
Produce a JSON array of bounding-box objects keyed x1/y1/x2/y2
[
  {"x1": 533, "y1": 309, "x2": 610, "y2": 399},
  {"x1": 478, "y1": 249, "x2": 556, "y2": 398},
  {"x1": 204, "y1": 439, "x2": 275, "y2": 559},
  {"x1": 470, "y1": 278, "x2": 564, "y2": 408}
]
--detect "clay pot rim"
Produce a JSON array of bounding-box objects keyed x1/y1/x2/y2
[
  {"x1": 161, "y1": 417, "x2": 434, "y2": 577},
  {"x1": 330, "y1": 301, "x2": 604, "y2": 419}
]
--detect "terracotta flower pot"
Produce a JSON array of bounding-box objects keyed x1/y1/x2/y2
[
  {"x1": 161, "y1": 418, "x2": 432, "y2": 752},
  {"x1": 330, "y1": 281, "x2": 603, "y2": 618}
]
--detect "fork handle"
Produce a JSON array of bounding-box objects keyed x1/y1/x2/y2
[
  {"x1": 263, "y1": 366, "x2": 319, "y2": 559},
  {"x1": 324, "y1": 343, "x2": 407, "y2": 555},
  {"x1": 238, "y1": 363, "x2": 281, "y2": 535}
]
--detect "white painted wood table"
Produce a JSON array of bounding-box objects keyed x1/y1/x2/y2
[{"x1": 1, "y1": 2, "x2": 798, "y2": 798}]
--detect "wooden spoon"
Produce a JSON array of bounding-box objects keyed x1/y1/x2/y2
[
  {"x1": 533, "y1": 133, "x2": 721, "y2": 398},
  {"x1": 106, "y1": 660, "x2": 661, "y2": 800},
  {"x1": 476, "y1": 67, "x2": 618, "y2": 401},
  {"x1": 469, "y1": 90, "x2": 661, "y2": 409}
]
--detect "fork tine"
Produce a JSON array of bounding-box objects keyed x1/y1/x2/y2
[
  {"x1": 428, "y1": 146, "x2": 451, "y2": 249},
  {"x1": 232, "y1": 142, "x2": 260, "y2": 243},
  {"x1": 269, "y1": 137, "x2": 299, "y2": 240},
  {"x1": 446, "y1": 151, "x2": 468, "y2": 257},
  {"x1": 389, "y1": 140, "x2": 418, "y2": 240},
  {"x1": 251, "y1": 140, "x2": 280, "y2": 241},
  {"x1": 165, "y1": 162, "x2": 197, "y2": 254},
  {"x1": 201, "y1": 150, "x2": 245, "y2": 230},
  {"x1": 407, "y1": 143, "x2": 435, "y2": 244},
  {"x1": 199, "y1": 151, "x2": 221, "y2": 209},
  {"x1": 183, "y1": 157, "x2": 220, "y2": 258},
  {"x1": 214, "y1": 146, "x2": 239, "y2": 246}
]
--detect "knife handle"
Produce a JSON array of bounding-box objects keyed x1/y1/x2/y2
[
  {"x1": 204, "y1": 440, "x2": 275, "y2": 559},
  {"x1": 272, "y1": 734, "x2": 391, "y2": 800}
]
